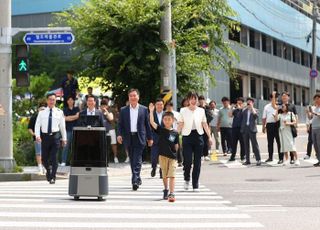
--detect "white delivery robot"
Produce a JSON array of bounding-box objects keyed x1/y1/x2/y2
[{"x1": 68, "y1": 124, "x2": 108, "y2": 201}]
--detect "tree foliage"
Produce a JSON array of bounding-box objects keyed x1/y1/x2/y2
[{"x1": 56, "y1": 0, "x2": 238, "y2": 104}]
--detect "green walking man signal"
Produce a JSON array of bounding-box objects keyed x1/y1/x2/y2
[{"x1": 15, "y1": 45, "x2": 30, "y2": 87}]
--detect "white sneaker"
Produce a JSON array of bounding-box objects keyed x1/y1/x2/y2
[
  {"x1": 38, "y1": 165, "x2": 44, "y2": 175},
  {"x1": 114, "y1": 157, "x2": 119, "y2": 164},
  {"x1": 60, "y1": 162, "x2": 66, "y2": 167},
  {"x1": 201, "y1": 157, "x2": 204, "y2": 161},
  {"x1": 215, "y1": 149, "x2": 219, "y2": 154},
  {"x1": 295, "y1": 160, "x2": 300, "y2": 166},
  {"x1": 304, "y1": 155, "x2": 310, "y2": 160},
  {"x1": 125, "y1": 157, "x2": 130, "y2": 163},
  {"x1": 184, "y1": 181, "x2": 190, "y2": 191},
  {"x1": 204, "y1": 156, "x2": 210, "y2": 161},
  {"x1": 283, "y1": 160, "x2": 289, "y2": 166},
  {"x1": 193, "y1": 188, "x2": 200, "y2": 192}
]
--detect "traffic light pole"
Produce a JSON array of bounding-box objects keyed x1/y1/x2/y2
[{"x1": 0, "y1": 0, "x2": 15, "y2": 171}]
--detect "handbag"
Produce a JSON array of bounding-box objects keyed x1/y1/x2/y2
[{"x1": 290, "y1": 112, "x2": 298, "y2": 138}]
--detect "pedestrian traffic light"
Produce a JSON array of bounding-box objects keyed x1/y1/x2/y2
[{"x1": 15, "y1": 45, "x2": 30, "y2": 87}]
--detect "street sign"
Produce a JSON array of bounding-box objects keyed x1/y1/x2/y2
[
  {"x1": 23, "y1": 32, "x2": 75, "y2": 45},
  {"x1": 309, "y1": 69, "x2": 318, "y2": 78}
]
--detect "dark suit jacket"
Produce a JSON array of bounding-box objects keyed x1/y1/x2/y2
[
  {"x1": 151, "y1": 111, "x2": 164, "y2": 144},
  {"x1": 79, "y1": 109, "x2": 105, "y2": 127},
  {"x1": 117, "y1": 104, "x2": 152, "y2": 148},
  {"x1": 240, "y1": 108, "x2": 258, "y2": 133}
]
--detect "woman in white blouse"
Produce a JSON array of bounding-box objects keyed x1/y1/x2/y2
[{"x1": 178, "y1": 92, "x2": 212, "y2": 192}]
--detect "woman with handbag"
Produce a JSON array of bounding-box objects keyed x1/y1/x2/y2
[{"x1": 273, "y1": 103, "x2": 299, "y2": 166}]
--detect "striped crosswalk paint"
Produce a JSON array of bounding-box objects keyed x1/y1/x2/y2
[{"x1": 0, "y1": 170, "x2": 264, "y2": 229}]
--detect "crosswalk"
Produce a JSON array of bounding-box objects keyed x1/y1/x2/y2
[{"x1": 0, "y1": 169, "x2": 264, "y2": 229}]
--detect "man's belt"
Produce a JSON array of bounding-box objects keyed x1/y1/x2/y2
[
  {"x1": 130, "y1": 132, "x2": 138, "y2": 136},
  {"x1": 42, "y1": 132, "x2": 59, "y2": 136}
]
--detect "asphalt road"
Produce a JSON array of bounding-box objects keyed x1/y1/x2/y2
[{"x1": 201, "y1": 126, "x2": 320, "y2": 230}]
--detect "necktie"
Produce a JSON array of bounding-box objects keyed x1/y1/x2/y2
[{"x1": 48, "y1": 108, "x2": 52, "y2": 134}]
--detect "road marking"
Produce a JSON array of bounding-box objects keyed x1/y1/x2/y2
[
  {"x1": 0, "y1": 212, "x2": 251, "y2": 219},
  {"x1": 234, "y1": 190, "x2": 293, "y2": 193},
  {"x1": 0, "y1": 221, "x2": 264, "y2": 228},
  {"x1": 0, "y1": 204, "x2": 238, "y2": 211},
  {"x1": 236, "y1": 205, "x2": 283, "y2": 207}
]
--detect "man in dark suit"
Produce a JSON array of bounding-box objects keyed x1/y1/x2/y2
[
  {"x1": 117, "y1": 89, "x2": 153, "y2": 191},
  {"x1": 79, "y1": 95, "x2": 104, "y2": 127},
  {"x1": 241, "y1": 98, "x2": 261, "y2": 166},
  {"x1": 150, "y1": 98, "x2": 164, "y2": 178}
]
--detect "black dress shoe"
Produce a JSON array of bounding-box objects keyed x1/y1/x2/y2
[
  {"x1": 49, "y1": 179, "x2": 55, "y2": 184},
  {"x1": 290, "y1": 160, "x2": 295, "y2": 164},
  {"x1": 132, "y1": 184, "x2": 139, "y2": 191},
  {"x1": 228, "y1": 158, "x2": 235, "y2": 162},
  {"x1": 314, "y1": 162, "x2": 320, "y2": 167},
  {"x1": 242, "y1": 162, "x2": 251, "y2": 165},
  {"x1": 256, "y1": 160, "x2": 261, "y2": 166},
  {"x1": 151, "y1": 168, "x2": 156, "y2": 177},
  {"x1": 277, "y1": 160, "x2": 283, "y2": 164},
  {"x1": 265, "y1": 159, "x2": 273, "y2": 163}
]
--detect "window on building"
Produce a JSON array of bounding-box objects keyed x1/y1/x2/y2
[
  {"x1": 301, "y1": 51, "x2": 310, "y2": 67},
  {"x1": 274, "y1": 83, "x2": 278, "y2": 92},
  {"x1": 240, "y1": 26, "x2": 248, "y2": 46},
  {"x1": 263, "y1": 80, "x2": 270, "y2": 100},
  {"x1": 309, "y1": 54, "x2": 313, "y2": 68},
  {"x1": 249, "y1": 29, "x2": 260, "y2": 50},
  {"x1": 283, "y1": 44, "x2": 292, "y2": 61},
  {"x1": 229, "y1": 28, "x2": 240, "y2": 43},
  {"x1": 302, "y1": 89, "x2": 306, "y2": 106},
  {"x1": 293, "y1": 48, "x2": 300, "y2": 64},
  {"x1": 293, "y1": 87, "x2": 297, "y2": 104},
  {"x1": 317, "y1": 57, "x2": 320, "y2": 70},
  {"x1": 249, "y1": 30, "x2": 255, "y2": 48},
  {"x1": 273, "y1": 40, "x2": 282, "y2": 57},
  {"x1": 250, "y1": 78, "x2": 256, "y2": 98}
]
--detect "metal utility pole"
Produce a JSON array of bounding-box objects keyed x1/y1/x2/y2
[
  {"x1": 310, "y1": 0, "x2": 318, "y2": 102},
  {"x1": 160, "y1": 0, "x2": 172, "y2": 92},
  {"x1": 0, "y1": 0, "x2": 15, "y2": 171}
]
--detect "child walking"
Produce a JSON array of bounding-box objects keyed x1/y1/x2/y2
[{"x1": 149, "y1": 103, "x2": 179, "y2": 202}]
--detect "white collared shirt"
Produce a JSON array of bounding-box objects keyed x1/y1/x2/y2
[
  {"x1": 246, "y1": 109, "x2": 251, "y2": 126},
  {"x1": 130, "y1": 104, "x2": 139, "y2": 132},
  {"x1": 156, "y1": 111, "x2": 163, "y2": 125},
  {"x1": 179, "y1": 107, "x2": 207, "y2": 136},
  {"x1": 87, "y1": 108, "x2": 96, "y2": 116},
  {"x1": 35, "y1": 107, "x2": 67, "y2": 141},
  {"x1": 262, "y1": 103, "x2": 277, "y2": 123}
]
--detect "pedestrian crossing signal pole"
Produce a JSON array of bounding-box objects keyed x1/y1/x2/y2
[
  {"x1": 0, "y1": 0, "x2": 15, "y2": 171},
  {"x1": 310, "y1": 0, "x2": 319, "y2": 102}
]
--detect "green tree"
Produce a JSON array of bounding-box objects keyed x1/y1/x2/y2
[{"x1": 56, "y1": 0, "x2": 238, "y2": 104}]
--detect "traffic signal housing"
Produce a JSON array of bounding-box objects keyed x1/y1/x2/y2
[{"x1": 15, "y1": 45, "x2": 30, "y2": 87}]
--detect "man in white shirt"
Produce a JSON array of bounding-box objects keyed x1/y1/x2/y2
[
  {"x1": 262, "y1": 94, "x2": 281, "y2": 163},
  {"x1": 35, "y1": 93, "x2": 67, "y2": 184},
  {"x1": 209, "y1": 100, "x2": 220, "y2": 153}
]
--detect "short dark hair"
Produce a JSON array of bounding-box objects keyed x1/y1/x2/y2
[
  {"x1": 198, "y1": 95, "x2": 205, "y2": 101},
  {"x1": 163, "y1": 111, "x2": 174, "y2": 119},
  {"x1": 46, "y1": 93, "x2": 56, "y2": 99},
  {"x1": 38, "y1": 101, "x2": 47, "y2": 108},
  {"x1": 67, "y1": 70, "x2": 74, "y2": 75},
  {"x1": 87, "y1": 86, "x2": 93, "y2": 90},
  {"x1": 247, "y1": 97, "x2": 254, "y2": 103},
  {"x1": 221, "y1": 97, "x2": 230, "y2": 102},
  {"x1": 313, "y1": 93, "x2": 320, "y2": 100},
  {"x1": 186, "y1": 91, "x2": 198, "y2": 100},
  {"x1": 100, "y1": 99, "x2": 109, "y2": 106},
  {"x1": 209, "y1": 100, "x2": 216, "y2": 105},
  {"x1": 128, "y1": 88, "x2": 140, "y2": 96},
  {"x1": 66, "y1": 95, "x2": 75, "y2": 101},
  {"x1": 281, "y1": 91, "x2": 290, "y2": 97},
  {"x1": 236, "y1": 97, "x2": 244, "y2": 102},
  {"x1": 86, "y1": 95, "x2": 96, "y2": 101},
  {"x1": 166, "y1": 102, "x2": 173, "y2": 107},
  {"x1": 155, "y1": 98, "x2": 164, "y2": 104},
  {"x1": 181, "y1": 98, "x2": 188, "y2": 107}
]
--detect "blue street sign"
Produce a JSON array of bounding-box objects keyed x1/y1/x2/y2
[
  {"x1": 309, "y1": 69, "x2": 318, "y2": 78},
  {"x1": 23, "y1": 32, "x2": 75, "y2": 45}
]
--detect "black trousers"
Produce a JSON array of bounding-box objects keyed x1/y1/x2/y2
[
  {"x1": 266, "y1": 123, "x2": 281, "y2": 160},
  {"x1": 182, "y1": 130, "x2": 204, "y2": 189},
  {"x1": 220, "y1": 127, "x2": 232, "y2": 153},
  {"x1": 242, "y1": 126, "x2": 261, "y2": 163},
  {"x1": 307, "y1": 126, "x2": 313, "y2": 157},
  {"x1": 230, "y1": 127, "x2": 245, "y2": 160},
  {"x1": 41, "y1": 133, "x2": 60, "y2": 181},
  {"x1": 128, "y1": 135, "x2": 144, "y2": 185}
]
